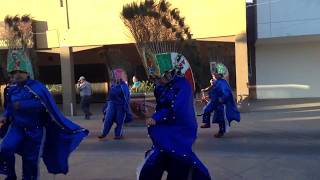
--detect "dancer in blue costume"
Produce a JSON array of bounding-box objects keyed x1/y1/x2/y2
[
  {"x1": 0, "y1": 75, "x2": 14, "y2": 139},
  {"x1": 200, "y1": 76, "x2": 216, "y2": 127},
  {"x1": 0, "y1": 50, "x2": 89, "y2": 180},
  {"x1": 137, "y1": 52, "x2": 211, "y2": 180},
  {"x1": 201, "y1": 63, "x2": 240, "y2": 138},
  {"x1": 98, "y1": 68, "x2": 131, "y2": 140}
]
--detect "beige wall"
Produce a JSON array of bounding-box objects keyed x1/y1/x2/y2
[
  {"x1": 0, "y1": 0, "x2": 246, "y2": 48},
  {"x1": 256, "y1": 41, "x2": 320, "y2": 99},
  {"x1": 0, "y1": 0, "x2": 67, "y2": 48}
]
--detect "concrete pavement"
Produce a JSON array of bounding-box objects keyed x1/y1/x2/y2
[{"x1": 1, "y1": 99, "x2": 320, "y2": 180}]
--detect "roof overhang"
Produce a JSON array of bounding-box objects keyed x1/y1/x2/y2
[
  {"x1": 196, "y1": 35, "x2": 236, "y2": 43},
  {"x1": 256, "y1": 34, "x2": 320, "y2": 45}
]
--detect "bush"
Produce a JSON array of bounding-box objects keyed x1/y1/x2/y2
[
  {"x1": 46, "y1": 84, "x2": 62, "y2": 95},
  {"x1": 131, "y1": 81, "x2": 154, "y2": 94}
]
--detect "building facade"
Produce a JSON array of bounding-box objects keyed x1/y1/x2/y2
[
  {"x1": 0, "y1": 0, "x2": 249, "y2": 114},
  {"x1": 255, "y1": 0, "x2": 320, "y2": 99}
]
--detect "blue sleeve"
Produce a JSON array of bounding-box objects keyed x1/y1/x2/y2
[
  {"x1": 2, "y1": 88, "x2": 12, "y2": 118},
  {"x1": 3, "y1": 88, "x2": 8, "y2": 109},
  {"x1": 152, "y1": 108, "x2": 171, "y2": 123},
  {"x1": 122, "y1": 84, "x2": 130, "y2": 102},
  {"x1": 152, "y1": 86, "x2": 172, "y2": 123},
  {"x1": 2, "y1": 110, "x2": 9, "y2": 118},
  {"x1": 17, "y1": 99, "x2": 45, "y2": 110},
  {"x1": 3, "y1": 104, "x2": 13, "y2": 119},
  {"x1": 102, "y1": 101, "x2": 108, "y2": 113},
  {"x1": 121, "y1": 84, "x2": 130, "y2": 111}
]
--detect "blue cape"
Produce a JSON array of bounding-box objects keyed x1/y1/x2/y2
[
  {"x1": 206, "y1": 79, "x2": 240, "y2": 124},
  {"x1": 2, "y1": 80, "x2": 89, "y2": 174}
]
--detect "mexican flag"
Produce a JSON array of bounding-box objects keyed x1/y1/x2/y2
[{"x1": 155, "y1": 52, "x2": 195, "y2": 93}]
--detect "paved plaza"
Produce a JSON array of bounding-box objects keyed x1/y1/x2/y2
[{"x1": 1, "y1": 99, "x2": 320, "y2": 180}]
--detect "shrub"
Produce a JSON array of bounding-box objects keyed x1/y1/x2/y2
[{"x1": 131, "y1": 81, "x2": 154, "y2": 94}]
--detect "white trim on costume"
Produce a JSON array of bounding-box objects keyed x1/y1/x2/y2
[
  {"x1": 136, "y1": 149, "x2": 155, "y2": 180},
  {"x1": 36, "y1": 127, "x2": 46, "y2": 180},
  {"x1": 223, "y1": 105, "x2": 230, "y2": 133},
  {"x1": 119, "y1": 112, "x2": 126, "y2": 137},
  {"x1": 0, "y1": 124, "x2": 13, "y2": 152}
]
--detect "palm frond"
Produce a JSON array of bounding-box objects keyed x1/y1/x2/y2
[
  {"x1": 145, "y1": 0, "x2": 155, "y2": 9},
  {"x1": 21, "y1": 14, "x2": 31, "y2": 23},
  {"x1": 178, "y1": 18, "x2": 185, "y2": 28},
  {"x1": 159, "y1": 0, "x2": 169, "y2": 12},
  {"x1": 4, "y1": 15, "x2": 13, "y2": 27},
  {"x1": 12, "y1": 15, "x2": 20, "y2": 24}
]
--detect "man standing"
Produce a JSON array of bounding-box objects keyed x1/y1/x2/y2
[{"x1": 77, "y1": 76, "x2": 92, "y2": 119}]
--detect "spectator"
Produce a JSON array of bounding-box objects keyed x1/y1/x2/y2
[
  {"x1": 77, "y1": 76, "x2": 92, "y2": 120},
  {"x1": 131, "y1": 76, "x2": 141, "y2": 92}
]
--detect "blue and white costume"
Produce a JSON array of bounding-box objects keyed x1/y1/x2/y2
[
  {"x1": 0, "y1": 80, "x2": 88, "y2": 180},
  {"x1": 138, "y1": 75, "x2": 211, "y2": 180},
  {"x1": 202, "y1": 78, "x2": 240, "y2": 135},
  {"x1": 101, "y1": 80, "x2": 131, "y2": 138}
]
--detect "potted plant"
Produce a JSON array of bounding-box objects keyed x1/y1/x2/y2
[
  {"x1": 46, "y1": 84, "x2": 63, "y2": 103},
  {"x1": 130, "y1": 81, "x2": 156, "y2": 120}
]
